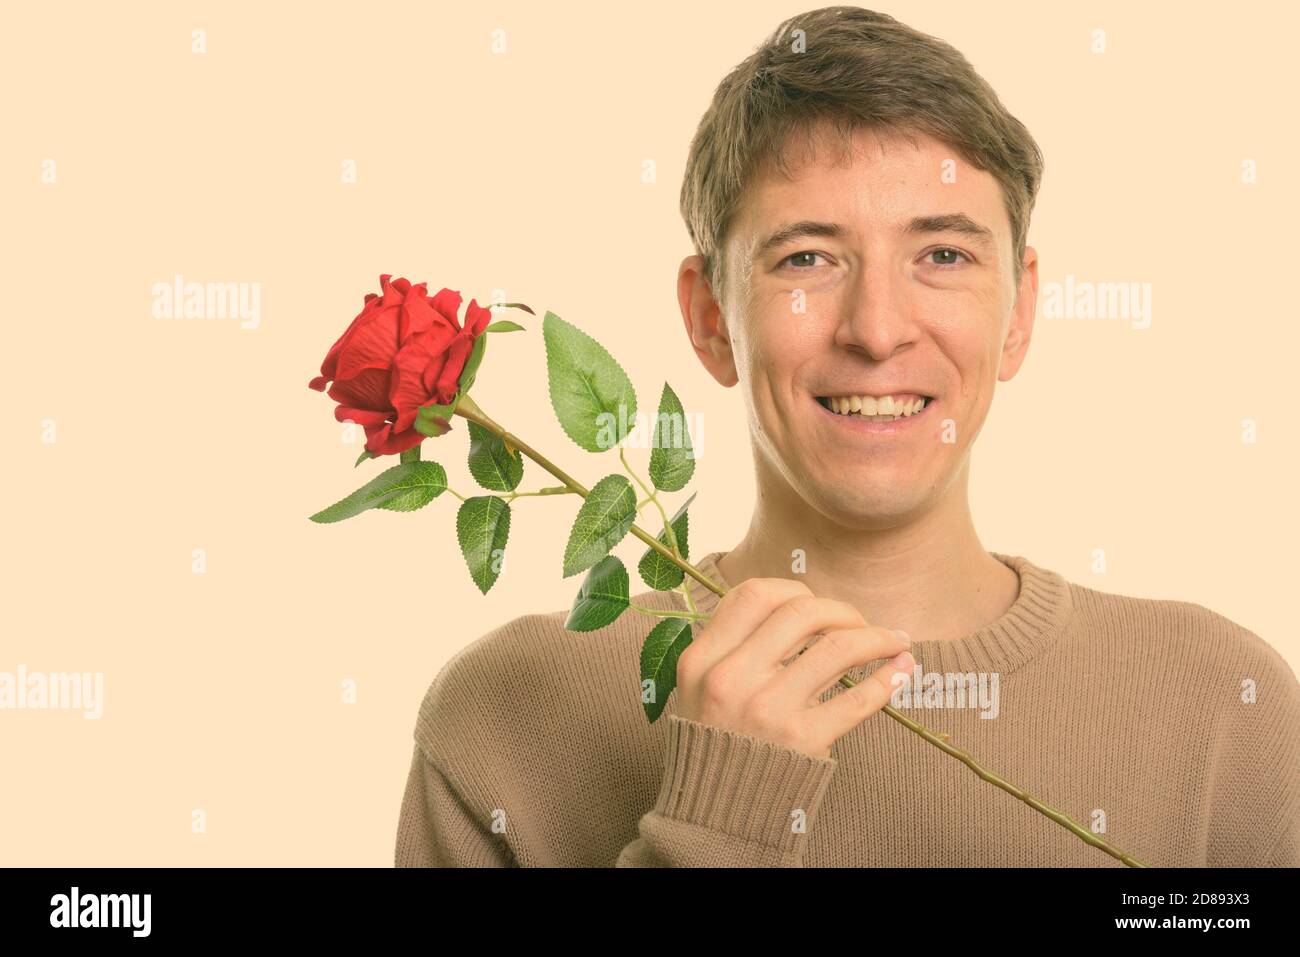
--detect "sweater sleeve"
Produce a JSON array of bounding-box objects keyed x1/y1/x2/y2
[
  {"x1": 395, "y1": 741, "x2": 514, "y2": 867},
  {"x1": 616, "y1": 714, "x2": 838, "y2": 867},
  {"x1": 1204, "y1": 630, "x2": 1300, "y2": 867}
]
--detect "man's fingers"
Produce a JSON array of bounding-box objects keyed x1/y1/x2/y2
[
  {"x1": 738, "y1": 596, "x2": 869, "y2": 671},
  {"x1": 773, "y1": 626, "x2": 912, "y2": 703},
  {"x1": 801, "y1": 650, "x2": 916, "y2": 741},
  {"x1": 681, "y1": 578, "x2": 812, "y2": 675}
]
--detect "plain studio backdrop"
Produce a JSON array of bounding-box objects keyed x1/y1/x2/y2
[{"x1": 1, "y1": 1, "x2": 1296, "y2": 865}]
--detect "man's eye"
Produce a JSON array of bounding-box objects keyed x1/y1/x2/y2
[
  {"x1": 779, "y1": 251, "x2": 826, "y2": 270},
  {"x1": 927, "y1": 247, "x2": 970, "y2": 268}
]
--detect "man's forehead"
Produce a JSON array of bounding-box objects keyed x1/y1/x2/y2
[{"x1": 732, "y1": 133, "x2": 1009, "y2": 260}]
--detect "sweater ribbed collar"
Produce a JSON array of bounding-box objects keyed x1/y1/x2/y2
[{"x1": 676, "y1": 550, "x2": 1075, "y2": 677}]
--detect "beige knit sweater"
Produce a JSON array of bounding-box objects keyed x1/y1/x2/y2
[{"x1": 395, "y1": 550, "x2": 1300, "y2": 867}]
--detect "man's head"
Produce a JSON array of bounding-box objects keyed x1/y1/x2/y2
[{"x1": 677, "y1": 6, "x2": 1045, "y2": 531}]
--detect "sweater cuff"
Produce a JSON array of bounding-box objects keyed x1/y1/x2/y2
[{"x1": 655, "y1": 714, "x2": 837, "y2": 856}]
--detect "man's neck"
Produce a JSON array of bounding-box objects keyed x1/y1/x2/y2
[{"x1": 715, "y1": 462, "x2": 1019, "y2": 644}]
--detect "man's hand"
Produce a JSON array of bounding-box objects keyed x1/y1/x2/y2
[{"x1": 675, "y1": 577, "x2": 915, "y2": 759}]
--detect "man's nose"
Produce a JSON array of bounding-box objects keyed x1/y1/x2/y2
[{"x1": 832, "y1": 260, "x2": 916, "y2": 359}]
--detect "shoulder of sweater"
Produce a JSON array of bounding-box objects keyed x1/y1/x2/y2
[
  {"x1": 410, "y1": 583, "x2": 678, "y2": 768},
  {"x1": 1066, "y1": 577, "x2": 1299, "y2": 690},
  {"x1": 411, "y1": 606, "x2": 564, "y2": 764}
]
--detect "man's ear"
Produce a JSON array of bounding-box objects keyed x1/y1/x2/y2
[
  {"x1": 998, "y1": 244, "x2": 1038, "y2": 382},
  {"x1": 678, "y1": 254, "x2": 739, "y2": 387}
]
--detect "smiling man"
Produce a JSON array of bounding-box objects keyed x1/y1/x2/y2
[
  {"x1": 396, "y1": 6, "x2": 1299, "y2": 867},
  {"x1": 689, "y1": 124, "x2": 1029, "y2": 649}
]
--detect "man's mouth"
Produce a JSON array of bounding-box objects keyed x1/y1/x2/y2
[{"x1": 814, "y1": 393, "x2": 933, "y2": 423}]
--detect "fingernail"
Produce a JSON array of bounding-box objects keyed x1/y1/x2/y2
[
  {"x1": 891, "y1": 628, "x2": 912, "y2": 646},
  {"x1": 893, "y1": 651, "x2": 916, "y2": 670}
]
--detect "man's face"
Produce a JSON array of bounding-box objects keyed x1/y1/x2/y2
[{"x1": 696, "y1": 124, "x2": 1036, "y2": 530}]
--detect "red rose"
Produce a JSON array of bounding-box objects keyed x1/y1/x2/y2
[{"x1": 309, "y1": 274, "x2": 492, "y2": 456}]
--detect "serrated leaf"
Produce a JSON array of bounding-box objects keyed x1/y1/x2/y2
[
  {"x1": 456, "y1": 496, "x2": 511, "y2": 594},
  {"x1": 484, "y1": 320, "x2": 525, "y2": 333},
  {"x1": 637, "y1": 491, "x2": 696, "y2": 590},
  {"x1": 542, "y1": 311, "x2": 637, "y2": 452},
  {"x1": 564, "y1": 555, "x2": 630, "y2": 631},
  {"x1": 649, "y1": 382, "x2": 695, "y2": 492},
  {"x1": 466, "y1": 420, "x2": 524, "y2": 492},
  {"x1": 562, "y1": 474, "x2": 636, "y2": 577},
  {"x1": 374, "y1": 470, "x2": 446, "y2": 513},
  {"x1": 309, "y1": 461, "x2": 447, "y2": 523},
  {"x1": 640, "y1": 619, "x2": 693, "y2": 723}
]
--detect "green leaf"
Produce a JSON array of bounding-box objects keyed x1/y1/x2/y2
[
  {"x1": 649, "y1": 382, "x2": 695, "y2": 492},
  {"x1": 466, "y1": 420, "x2": 524, "y2": 492},
  {"x1": 542, "y1": 311, "x2": 637, "y2": 452},
  {"x1": 456, "y1": 496, "x2": 511, "y2": 594},
  {"x1": 400, "y1": 445, "x2": 421, "y2": 463},
  {"x1": 354, "y1": 449, "x2": 374, "y2": 467},
  {"x1": 458, "y1": 332, "x2": 489, "y2": 394},
  {"x1": 640, "y1": 619, "x2": 693, "y2": 723},
  {"x1": 564, "y1": 555, "x2": 630, "y2": 631},
  {"x1": 637, "y1": 491, "x2": 696, "y2": 590},
  {"x1": 310, "y1": 461, "x2": 447, "y2": 523},
  {"x1": 484, "y1": 320, "x2": 525, "y2": 333},
  {"x1": 562, "y1": 473, "x2": 636, "y2": 577}
]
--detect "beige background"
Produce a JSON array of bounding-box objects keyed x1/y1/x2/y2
[{"x1": 2, "y1": 0, "x2": 1296, "y2": 865}]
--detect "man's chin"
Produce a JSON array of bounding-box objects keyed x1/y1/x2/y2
[{"x1": 800, "y1": 480, "x2": 932, "y2": 530}]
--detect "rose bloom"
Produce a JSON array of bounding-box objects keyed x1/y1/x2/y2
[{"x1": 309, "y1": 274, "x2": 492, "y2": 456}]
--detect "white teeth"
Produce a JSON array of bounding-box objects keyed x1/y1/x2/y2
[{"x1": 822, "y1": 394, "x2": 929, "y2": 419}]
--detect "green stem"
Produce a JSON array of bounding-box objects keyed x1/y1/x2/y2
[
  {"x1": 451, "y1": 391, "x2": 1148, "y2": 868},
  {"x1": 455, "y1": 393, "x2": 717, "y2": 593},
  {"x1": 628, "y1": 602, "x2": 709, "y2": 621},
  {"x1": 619, "y1": 447, "x2": 697, "y2": 615},
  {"x1": 619, "y1": 446, "x2": 682, "y2": 558},
  {"x1": 506, "y1": 486, "x2": 577, "y2": 502},
  {"x1": 679, "y1": 575, "x2": 699, "y2": 616}
]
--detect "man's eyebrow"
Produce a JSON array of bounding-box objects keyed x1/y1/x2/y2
[
  {"x1": 750, "y1": 220, "x2": 846, "y2": 260},
  {"x1": 904, "y1": 213, "x2": 996, "y2": 249},
  {"x1": 750, "y1": 213, "x2": 996, "y2": 260}
]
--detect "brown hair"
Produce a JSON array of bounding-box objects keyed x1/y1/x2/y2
[{"x1": 680, "y1": 6, "x2": 1044, "y2": 297}]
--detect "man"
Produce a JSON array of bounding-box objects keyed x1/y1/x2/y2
[{"x1": 396, "y1": 6, "x2": 1299, "y2": 867}]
